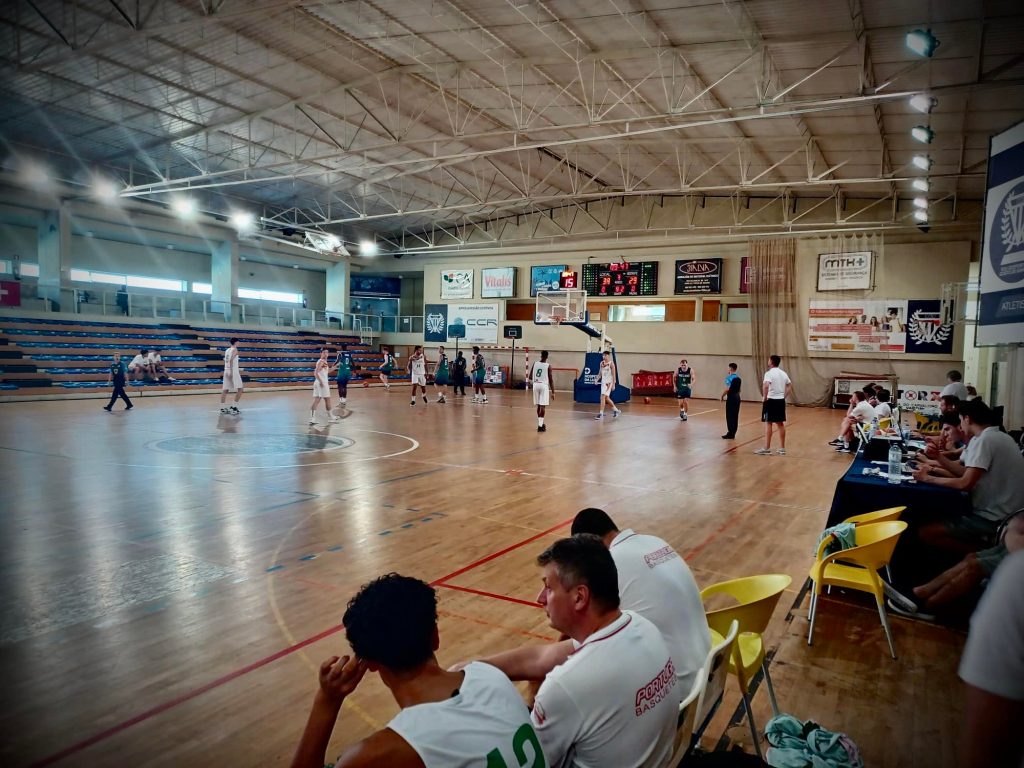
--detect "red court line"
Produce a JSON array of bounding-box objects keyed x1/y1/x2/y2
[
  {"x1": 430, "y1": 516, "x2": 574, "y2": 586},
  {"x1": 437, "y1": 582, "x2": 542, "y2": 609},
  {"x1": 29, "y1": 623, "x2": 344, "y2": 768}
]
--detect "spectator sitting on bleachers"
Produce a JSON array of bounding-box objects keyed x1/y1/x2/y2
[
  {"x1": 128, "y1": 348, "x2": 155, "y2": 381},
  {"x1": 829, "y1": 390, "x2": 875, "y2": 453},
  {"x1": 912, "y1": 400, "x2": 1024, "y2": 562},
  {"x1": 148, "y1": 349, "x2": 175, "y2": 382}
]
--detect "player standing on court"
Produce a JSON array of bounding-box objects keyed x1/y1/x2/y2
[
  {"x1": 757, "y1": 354, "x2": 792, "y2": 455},
  {"x1": 675, "y1": 357, "x2": 695, "y2": 421},
  {"x1": 378, "y1": 347, "x2": 395, "y2": 390},
  {"x1": 595, "y1": 349, "x2": 620, "y2": 420},
  {"x1": 219, "y1": 337, "x2": 244, "y2": 414},
  {"x1": 407, "y1": 345, "x2": 429, "y2": 407},
  {"x1": 432, "y1": 345, "x2": 449, "y2": 403},
  {"x1": 529, "y1": 350, "x2": 554, "y2": 432},
  {"x1": 333, "y1": 347, "x2": 353, "y2": 412},
  {"x1": 310, "y1": 348, "x2": 339, "y2": 424},
  {"x1": 471, "y1": 345, "x2": 488, "y2": 404}
]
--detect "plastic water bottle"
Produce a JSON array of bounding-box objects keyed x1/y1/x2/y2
[
  {"x1": 888, "y1": 442, "x2": 902, "y2": 485},
  {"x1": 871, "y1": 416, "x2": 879, "y2": 436}
]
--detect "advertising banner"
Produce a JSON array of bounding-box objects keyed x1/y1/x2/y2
[
  {"x1": 739, "y1": 256, "x2": 788, "y2": 294},
  {"x1": 897, "y1": 383, "x2": 944, "y2": 413},
  {"x1": 817, "y1": 251, "x2": 873, "y2": 291},
  {"x1": 979, "y1": 120, "x2": 1024, "y2": 344},
  {"x1": 807, "y1": 299, "x2": 954, "y2": 354},
  {"x1": 530, "y1": 264, "x2": 567, "y2": 296},
  {"x1": 424, "y1": 304, "x2": 448, "y2": 343},
  {"x1": 440, "y1": 269, "x2": 474, "y2": 299},
  {"x1": 447, "y1": 303, "x2": 499, "y2": 344},
  {"x1": 674, "y1": 259, "x2": 722, "y2": 294},
  {"x1": 481, "y1": 267, "x2": 517, "y2": 298}
]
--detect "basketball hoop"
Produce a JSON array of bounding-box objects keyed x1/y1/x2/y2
[{"x1": 550, "y1": 315, "x2": 562, "y2": 326}]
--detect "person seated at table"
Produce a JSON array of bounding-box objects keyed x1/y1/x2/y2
[
  {"x1": 939, "y1": 394, "x2": 960, "y2": 416},
  {"x1": 829, "y1": 390, "x2": 875, "y2": 453},
  {"x1": 914, "y1": 413, "x2": 971, "y2": 477},
  {"x1": 873, "y1": 389, "x2": 893, "y2": 421},
  {"x1": 965, "y1": 385, "x2": 979, "y2": 401},
  {"x1": 861, "y1": 383, "x2": 879, "y2": 407},
  {"x1": 912, "y1": 400, "x2": 1024, "y2": 560},
  {"x1": 148, "y1": 349, "x2": 175, "y2": 382}
]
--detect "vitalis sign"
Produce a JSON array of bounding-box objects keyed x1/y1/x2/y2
[{"x1": 481, "y1": 267, "x2": 517, "y2": 298}]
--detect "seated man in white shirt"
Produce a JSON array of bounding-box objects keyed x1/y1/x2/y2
[
  {"x1": 147, "y1": 349, "x2": 175, "y2": 382},
  {"x1": 128, "y1": 348, "x2": 155, "y2": 381},
  {"x1": 473, "y1": 535, "x2": 682, "y2": 768},
  {"x1": 829, "y1": 390, "x2": 876, "y2": 453},
  {"x1": 291, "y1": 573, "x2": 543, "y2": 768},
  {"x1": 873, "y1": 389, "x2": 892, "y2": 421},
  {"x1": 940, "y1": 369, "x2": 969, "y2": 401},
  {"x1": 570, "y1": 508, "x2": 709, "y2": 694}
]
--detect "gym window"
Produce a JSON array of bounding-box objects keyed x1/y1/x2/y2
[
  {"x1": 69, "y1": 268, "x2": 186, "y2": 292},
  {"x1": 607, "y1": 304, "x2": 666, "y2": 322},
  {"x1": 237, "y1": 288, "x2": 303, "y2": 304}
]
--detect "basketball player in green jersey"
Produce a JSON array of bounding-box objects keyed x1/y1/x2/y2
[
  {"x1": 675, "y1": 358, "x2": 695, "y2": 421},
  {"x1": 333, "y1": 348, "x2": 354, "y2": 412},
  {"x1": 432, "y1": 345, "x2": 449, "y2": 403}
]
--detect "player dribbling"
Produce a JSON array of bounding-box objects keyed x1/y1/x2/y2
[
  {"x1": 379, "y1": 347, "x2": 395, "y2": 390},
  {"x1": 407, "y1": 345, "x2": 429, "y2": 406},
  {"x1": 530, "y1": 350, "x2": 554, "y2": 432},
  {"x1": 333, "y1": 347, "x2": 353, "y2": 412},
  {"x1": 675, "y1": 357, "x2": 695, "y2": 421},
  {"x1": 432, "y1": 345, "x2": 449, "y2": 403},
  {"x1": 595, "y1": 349, "x2": 620, "y2": 420}
]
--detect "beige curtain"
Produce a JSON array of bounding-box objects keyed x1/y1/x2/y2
[{"x1": 749, "y1": 237, "x2": 831, "y2": 406}]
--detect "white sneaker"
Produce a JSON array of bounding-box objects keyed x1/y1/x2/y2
[
  {"x1": 612, "y1": 409, "x2": 620, "y2": 418},
  {"x1": 220, "y1": 407, "x2": 230, "y2": 413},
  {"x1": 776, "y1": 448, "x2": 787, "y2": 455},
  {"x1": 329, "y1": 415, "x2": 340, "y2": 422},
  {"x1": 481, "y1": 397, "x2": 488, "y2": 404},
  {"x1": 754, "y1": 447, "x2": 772, "y2": 455},
  {"x1": 438, "y1": 396, "x2": 446, "y2": 403},
  {"x1": 309, "y1": 415, "x2": 316, "y2": 424},
  {"x1": 595, "y1": 413, "x2": 604, "y2": 420}
]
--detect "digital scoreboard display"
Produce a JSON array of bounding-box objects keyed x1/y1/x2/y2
[{"x1": 582, "y1": 261, "x2": 659, "y2": 296}]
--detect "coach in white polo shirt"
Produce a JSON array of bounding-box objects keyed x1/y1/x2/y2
[
  {"x1": 475, "y1": 535, "x2": 681, "y2": 768},
  {"x1": 571, "y1": 508, "x2": 709, "y2": 694}
]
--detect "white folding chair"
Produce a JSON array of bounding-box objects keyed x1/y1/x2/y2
[
  {"x1": 669, "y1": 664, "x2": 706, "y2": 766},
  {"x1": 693, "y1": 619, "x2": 739, "y2": 746}
]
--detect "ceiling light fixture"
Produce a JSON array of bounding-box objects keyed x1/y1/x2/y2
[
  {"x1": 912, "y1": 178, "x2": 930, "y2": 192},
  {"x1": 906, "y1": 29, "x2": 939, "y2": 58},
  {"x1": 913, "y1": 197, "x2": 929, "y2": 208},
  {"x1": 913, "y1": 209, "x2": 929, "y2": 222},
  {"x1": 912, "y1": 154, "x2": 933, "y2": 171},
  {"x1": 230, "y1": 211, "x2": 255, "y2": 230},
  {"x1": 911, "y1": 125, "x2": 934, "y2": 144},
  {"x1": 172, "y1": 197, "x2": 197, "y2": 217},
  {"x1": 92, "y1": 177, "x2": 121, "y2": 203},
  {"x1": 360, "y1": 240, "x2": 378, "y2": 256},
  {"x1": 909, "y1": 94, "x2": 936, "y2": 114}
]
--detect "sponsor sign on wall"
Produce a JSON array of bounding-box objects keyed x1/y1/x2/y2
[
  {"x1": 674, "y1": 258, "x2": 722, "y2": 294},
  {"x1": 817, "y1": 251, "x2": 873, "y2": 291},
  {"x1": 530, "y1": 264, "x2": 567, "y2": 296},
  {"x1": 979, "y1": 120, "x2": 1024, "y2": 344},
  {"x1": 807, "y1": 299, "x2": 953, "y2": 354},
  {"x1": 424, "y1": 303, "x2": 448, "y2": 343},
  {"x1": 440, "y1": 269, "x2": 474, "y2": 299},
  {"x1": 897, "y1": 383, "x2": 944, "y2": 413},
  {"x1": 739, "y1": 256, "x2": 788, "y2": 294},
  {"x1": 447, "y1": 303, "x2": 500, "y2": 344},
  {"x1": 481, "y1": 267, "x2": 517, "y2": 298}
]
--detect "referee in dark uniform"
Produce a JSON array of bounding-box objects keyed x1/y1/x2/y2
[
  {"x1": 720, "y1": 362, "x2": 741, "y2": 439},
  {"x1": 103, "y1": 352, "x2": 133, "y2": 411}
]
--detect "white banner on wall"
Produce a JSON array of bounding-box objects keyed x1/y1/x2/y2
[
  {"x1": 817, "y1": 251, "x2": 873, "y2": 291},
  {"x1": 447, "y1": 303, "x2": 499, "y2": 344},
  {"x1": 808, "y1": 299, "x2": 954, "y2": 354},
  {"x1": 481, "y1": 267, "x2": 517, "y2": 298},
  {"x1": 440, "y1": 269, "x2": 474, "y2": 299},
  {"x1": 897, "y1": 383, "x2": 943, "y2": 413}
]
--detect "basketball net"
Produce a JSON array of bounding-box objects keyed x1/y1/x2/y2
[{"x1": 550, "y1": 315, "x2": 562, "y2": 326}]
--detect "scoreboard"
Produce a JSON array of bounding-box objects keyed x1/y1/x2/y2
[{"x1": 582, "y1": 261, "x2": 659, "y2": 297}]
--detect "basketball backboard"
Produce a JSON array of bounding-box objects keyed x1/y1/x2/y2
[{"x1": 535, "y1": 289, "x2": 587, "y2": 324}]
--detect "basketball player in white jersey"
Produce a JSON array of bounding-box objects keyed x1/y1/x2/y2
[
  {"x1": 291, "y1": 574, "x2": 544, "y2": 768},
  {"x1": 529, "y1": 350, "x2": 554, "y2": 432},
  {"x1": 466, "y1": 536, "x2": 680, "y2": 768},
  {"x1": 595, "y1": 349, "x2": 620, "y2": 420},
  {"x1": 407, "y1": 345, "x2": 429, "y2": 406},
  {"x1": 309, "y1": 348, "x2": 340, "y2": 424},
  {"x1": 219, "y1": 337, "x2": 244, "y2": 413}
]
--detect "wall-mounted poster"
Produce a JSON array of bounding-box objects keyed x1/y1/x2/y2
[
  {"x1": 739, "y1": 256, "x2": 788, "y2": 294},
  {"x1": 440, "y1": 268, "x2": 473, "y2": 299},
  {"x1": 817, "y1": 251, "x2": 873, "y2": 291},
  {"x1": 807, "y1": 299, "x2": 954, "y2": 354},
  {"x1": 481, "y1": 267, "x2": 517, "y2": 298},
  {"x1": 447, "y1": 303, "x2": 499, "y2": 344},
  {"x1": 675, "y1": 259, "x2": 722, "y2": 294},
  {"x1": 424, "y1": 303, "x2": 448, "y2": 343},
  {"x1": 530, "y1": 265, "x2": 567, "y2": 296}
]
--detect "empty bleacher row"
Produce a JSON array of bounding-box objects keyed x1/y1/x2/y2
[{"x1": 0, "y1": 316, "x2": 406, "y2": 397}]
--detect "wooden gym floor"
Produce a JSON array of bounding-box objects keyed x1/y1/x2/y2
[{"x1": 0, "y1": 388, "x2": 963, "y2": 767}]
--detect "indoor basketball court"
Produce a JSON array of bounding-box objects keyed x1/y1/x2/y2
[{"x1": 1, "y1": 2, "x2": 1023, "y2": 768}]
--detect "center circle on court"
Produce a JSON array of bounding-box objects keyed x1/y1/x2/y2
[{"x1": 149, "y1": 433, "x2": 355, "y2": 456}]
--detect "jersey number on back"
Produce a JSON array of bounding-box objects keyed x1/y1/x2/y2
[{"x1": 485, "y1": 723, "x2": 546, "y2": 768}]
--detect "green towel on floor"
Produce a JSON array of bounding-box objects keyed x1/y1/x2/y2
[{"x1": 765, "y1": 714, "x2": 863, "y2": 768}]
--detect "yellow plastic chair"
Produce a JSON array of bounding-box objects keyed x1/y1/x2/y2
[
  {"x1": 838, "y1": 506, "x2": 905, "y2": 582},
  {"x1": 808, "y1": 521, "x2": 908, "y2": 659},
  {"x1": 878, "y1": 416, "x2": 892, "y2": 432},
  {"x1": 703, "y1": 575, "x2": 792, "y2": 759}
]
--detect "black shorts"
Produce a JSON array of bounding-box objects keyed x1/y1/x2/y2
[{"x1": 764, "y1": 399, "x2": 786, "y2": 423}]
